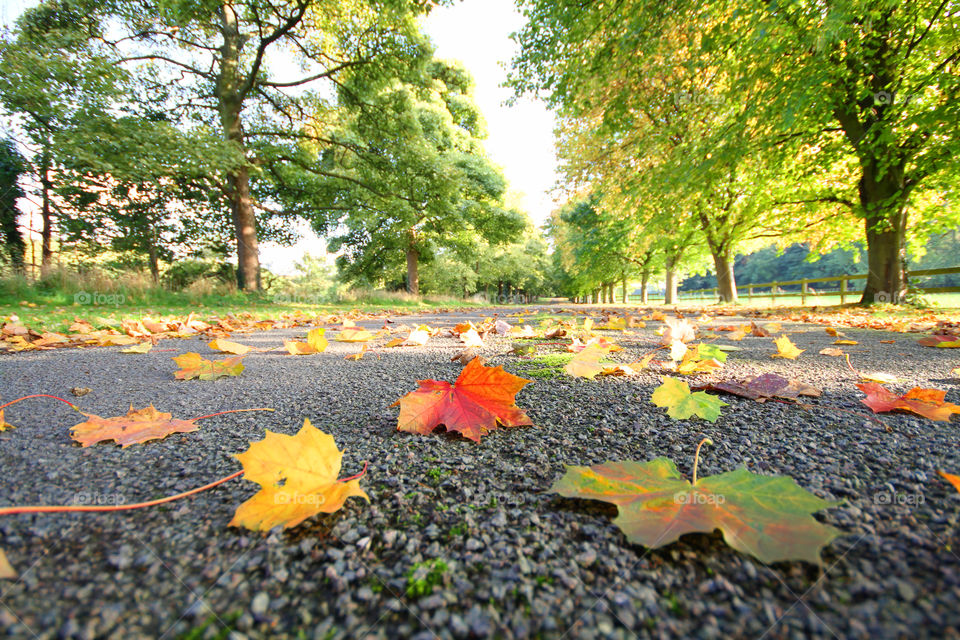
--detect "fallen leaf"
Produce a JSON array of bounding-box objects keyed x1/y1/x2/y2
[
  {"x1": 494, "y1": 319, "x2": 511, "y2": 335},
  {"x1": 825, "y1": 327, "x2": 843, "y2": 337},
  {"x1": 860, "y1": 372, "x2": 899, "y2": 384},
  {"x1": 391, "y1": 358, "x2": 533, "y2": 442},
  {"x1": 819, "y1": 348, "x2": 845, "y2": 357},
  {"x1": 651, "y1": 377, "x2": 727, "y2": 422},
  {"x1": 404, "y1": 326, "x2": 431, "y2": 346},
  {"x1": 70, "y1": 405, "x2": 199, "y2": 447},
  {"x1": 564, "y1": 344, "x2": 609, "y2": 379},
  {"x1": 669, "y1": 340, "x2": 688, "y2": 362},
  {"x1": 771, "y1": 336, "x2": 804, "y2": 359},
  {"x1": 460, "y1": 328, "x2": 484, "y2": 348},
  {"x1": 173, "y1": 353, "x2": 245, "y2": 380},
  {"x1": 833, "y1": 339, "x2": 858, "y2": 345},
  {"x1": 694, "y1": 373, "x2": 821, "y2": 402},
  {"x1": 229, "y1": 418, "x2": 369, "y2": 531},
  {"x1": 917, "y1": 335, "x2": 960, "y2": 348},
  {"x1": 384, "y1": 337, "x2": 405, "y2": 348},
  {"x1": 121, "y1": 342, "x2": 153, "y2": 354},
  {"x1": 549, "y1": 453, "x2": 841, "y2": 565},
  {"x1": 765, "y1": 323, "x2": 782, "y2": 333},
  {"x1": 879, "y1": 340, "x2": 896, "y2": 344},
  {"x1": 750, "y1": 322, "x2": 770, "y2": 337},
  {"x1": 209, "y1": 339, "x2": 253, "y2": 355},
  {"x1": 0, "y1": 548, "x2": 15, "y2": 579},
  {"x1": 728, "y1": 329, "x2": 747, "y2": 341},
  {"x1": 939, "y1": 470, "x2": 960, "y2": 493},
  {"x1": 336, "y1": 327, "x2": 374, "y2": 342},
  {"x1": 70, "y1": 387, "x2": 92, "y2": 397},
  {"x1": 451, "y1": 348, "x2": 484, "y2": 366},
  {"x1": 284, "y1": 328, "x2": 328, "y2": 355},
  {"x1": 345, "y1": 344, "x2": 368, "y2": 361},
  {"x1": 662, "y1": 317, "x2": 696, "y2": 344},
  {"x1": 857, "y1": 383, "x2": 960, "y2": 422}
]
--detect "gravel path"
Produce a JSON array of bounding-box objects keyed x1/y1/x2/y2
[{"x1": 1, "y1": 306, "x2": 959, "y2": 640}]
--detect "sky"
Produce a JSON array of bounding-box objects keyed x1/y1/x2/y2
[{"x1": 2, "y1": 0, "x2": 559, "y2": 275}]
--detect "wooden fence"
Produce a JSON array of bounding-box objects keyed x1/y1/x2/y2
[{"x1": 625, "y1": 266, "x2": 960, "y2": 304}]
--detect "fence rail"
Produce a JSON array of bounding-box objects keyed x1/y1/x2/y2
[{"x1": 625, "y1": 266, "x2": 960, "y2": 304}]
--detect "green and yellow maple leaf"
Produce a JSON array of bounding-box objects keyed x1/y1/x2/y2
[
  {"x1": 549, "y1": 441, "x2": 842, "y2": 565},
  {"x1": 173, "y1": 353, "x2": 245, "y2": 380},
  {"x1": 651, "y1": 377, "x2": 727, "y2": 422}
]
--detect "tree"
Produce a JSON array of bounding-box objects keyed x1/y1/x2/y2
[
  {"x1": 317, "y1": 59, "x2": 525, "y2": 293},
  {"x1": 512, "y1": 0, "x2": 960, "y2": 304},
  {"x1": 27, "y1": 0, "x2": 439, "y2": 290},
  {"x1": 0, "y1": 138, "x2": 26, "y2": 272},
  {"x1": 0, "y1": 0, "x2": 125, "y2": 268}
]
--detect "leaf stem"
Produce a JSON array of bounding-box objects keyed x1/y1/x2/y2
[
  {"x1": 692, "y1": 437, "x2": 714, "y2": 485},
  {"x1": 0, "y1": 470, "x2": 242, "y2": 516},
  {"x1": 0, "y1": 394, "x2": 81, "y2": 413},
  {"x1": 340, "y1": 461, "x2": 368, "y2": 483},
  {"x1": 192, "y1": 407, "x2": 275, "y2": 421}
]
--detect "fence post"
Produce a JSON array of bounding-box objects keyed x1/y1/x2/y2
[
  {"x1": 801, "y1": 279, "x2": 808, "y2": 305},
  {"x1": 748, "y1": 286, "x2": 754, "y2": 299},
  {"x1": 772, "y1": 283, "x2": 778, "y2": 305},
  {"x1": 840, "y1": 278, "x2": 847, "y2": 304}
]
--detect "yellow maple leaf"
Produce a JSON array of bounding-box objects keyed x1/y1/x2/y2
[
  {"x1": 0, "y1": 547, "x2": 15, "y2": 579},
  {"x1": 209, "y1": 339, "x2": 253, "y2": 355},
  {"x1": 230, "y1": 418, "x2": 369, "y2": 531},
  {"x1": 120, "y1": 342, "x2": 153, "y2": 354},
  {"x1": 564, "y1": 344, "x2": 610, "y2": 379},
  {"x1": 284, "y1": 328, "x2": 328, "y2": 355},
  {"x1": 771, "y1": 336, "x2": 804, "y2": 359},
  {"x1": 336, "y1": 327, "x2": 374, "y2": 342}
]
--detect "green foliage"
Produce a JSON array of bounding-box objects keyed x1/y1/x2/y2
[
  {"x1": 0, "y1": 138, "x2": 25, "y2": 271},
  {"x1": 315, "y1": 58, "x2": 526, "y2": 293}
]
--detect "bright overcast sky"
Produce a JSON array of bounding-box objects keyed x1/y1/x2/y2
[
  {"x1": 2, "y1": 0, "x2": 559, "y2": 275},
  {"x1": 423, "y1": 0, "x2": 559, "y2": 227}
]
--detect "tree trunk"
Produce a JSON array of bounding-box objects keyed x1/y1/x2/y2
[
  {"x1": 858, "y1": 166, "x2": 908, "y2": 304},
  {"x1": 640, "y1": 269, "x2": 650, "y2": 304},
  {"x1": 147, "y1": 232, "x2": 159, "y2": 285},
  {"x1": 406, "y1": 245, "x2": 419, "y2": 294},
  {"x1": 665, "y1": 257, "x2": 678, "y2": 305},
  {"x1": 712, "y1": 251, "x2": 738, "y2": 303},
  {"x1": 621, "y1": 277, "x2": 627, "y2": 304},
  {"x1": 217, "y1": 3, "x2": 261, "y2": 291},
  {"x1": 40, "y1": 152, "x2": 53, "y2": 267},
  {"x1": 606, "y1": 282, "x2": 614, "y2": 303}
]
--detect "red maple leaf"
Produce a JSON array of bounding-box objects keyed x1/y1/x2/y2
[
  {"x1": 857, "y1": 383, "x2": 960, "y2": 422},
  {"x1": 391, "y1": 358, "x2": 533, "y2": 442}
]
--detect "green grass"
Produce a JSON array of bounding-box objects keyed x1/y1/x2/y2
[
  {"x1": 405, "y1": 559, "x2": 449, "y2": 598},
  {"x1": 637, "y1": 291, "x2": 960, "y2": 310},
  {"x1": 0, "y1": 273, "x2": 503, "y2": 334},
  {"x1": 514, "y1": 352, "x2": 576, "y2": 379}
]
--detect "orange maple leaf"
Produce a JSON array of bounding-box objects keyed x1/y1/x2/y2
[
  {"x1": 69, "y1": 405, "x2": 199, "y2": 447},
  {"x1": 391, "y1": 358, "x2": 533, "y2": 442},
  {"x1": 857, "y1": 383, "x2": 960, "y2": 422}
]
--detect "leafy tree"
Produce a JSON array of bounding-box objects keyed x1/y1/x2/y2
[
  {"x1": 0, "y1": 138, "x2": 26, "y2": 272},
  {"x1": 15, "y1": 0, "x2": 440, "y2": 290},
  {"x1": 317, "y1": 59, "x2": 525, "y2": 293},
  {"x1": 512, "y1": 0, "x2": 960, "y2": 304},
  {"x1": 0, "y1": 0, "x2": 125, "y2": 267}
]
